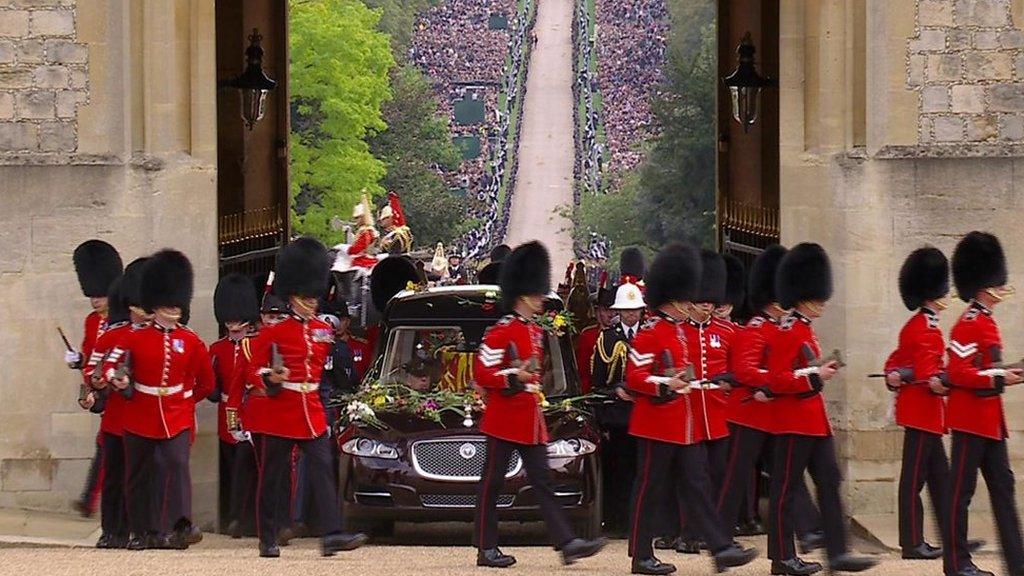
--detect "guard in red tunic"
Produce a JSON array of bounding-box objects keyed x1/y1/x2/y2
[
  {"x1": 943, "y1": 232, "x2": 1024, "y2": 576},
  {"x1": 245, "y1": 237, "x2": 367, "y2": 559},
  {"x1": 106, "y1": 250, "x2": 215, "y2": 550},
  {"x1": 765, "y1": 243, "x2": 876, "y2": 574},
  {"x1": 207, "y1": 273, "x2": 260, "y2": 535},
  {"x1": 69, "y1": 240, "x2": 123, "y2": 518},
  {"x1": 626, "y1": 243, "x2": 757, "y2": 576},
  {"x1": 882, "y1": 247, "x2": 952, "y2": 560},
  {"x1": 473, "y1": 241, "x2": 606, "y2": 569}
]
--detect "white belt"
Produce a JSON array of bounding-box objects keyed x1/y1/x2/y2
[
  {"x1": 281, "y1": 381, "x2": 319, "y2": 394},
  {"x1": 134, "y1": 383, "x2": 191, "y2": 398}
]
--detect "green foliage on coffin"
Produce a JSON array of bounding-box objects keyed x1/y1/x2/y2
[{"x1": 289, "y1": 0, "x2": 395, "y2": 243}]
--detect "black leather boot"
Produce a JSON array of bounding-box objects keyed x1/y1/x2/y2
[
  {"x1": 321, "y1": 531, "x2": 368, "y2": 556},
  {"x1": 561, "y1": 537, "x2": 607, "y2": 565},
  {"x1": 901, "y1": 542, "x2": 942, "y2": 560},
  {"x1": 771, "y1": 557, "x2": 823, "y2": 575},
  {"x1": 631, "y1": 556, "x2": 677, "y2": 575},
  {"x1": 476, "y1": 548, "x2": 516, "y2": 568},
  {"x1": 713, "y1": 543, "x2": 759, "y2": 572},
  {"x1": 828, "y1": 553, "x2": 878, "y2": 573}
]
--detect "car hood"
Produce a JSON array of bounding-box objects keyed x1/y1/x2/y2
[{"x1": 345, "y1": 405, "x2": 599, "y2": 443}]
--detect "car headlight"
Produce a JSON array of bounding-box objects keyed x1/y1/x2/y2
[
  {"x1": 341, "y1": 438, "x2": 399, "y2": 460},
  {"x1": 547, "y1": 438, "x2": 597, "y2": 458}
]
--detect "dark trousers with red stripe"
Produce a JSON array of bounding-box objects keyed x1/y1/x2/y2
[
  {"x1": 667, "y1": 435, "x2": 730, "y2": 541},
  {"x1": 599, "y1": 423, "x2": 636, "y2": 533},
  {"x1": 474, "y1": 437, "x2": 573, "y2": 550},
  {"x1": 79, "y1": 434, "x2": 104, "y2": 513},
  {"x1": 629, "y1": 438, "x2": 731, "y2": 560},
  {"x1": 219, "y1": 441, "x2": 235, "y2": 530},
  {"x1": 943, "y1": 431, "x2": 1024, "y2": 575},
  {"x1": 229, "y1": 439, "x2": 258, "y2": 533},
  {"x1": 124, "y1": 431, "x2": 190, "y2": 536},
  {"x1": 768, "y1": 434, "x2": 847, "y2": 561},
  {"x1": 898, "y1": 428, "x2": 948, "y2": 550},
  {"x1": 100, "y1": 432, "x2": 127, "y2": 537},
  {"x1": 718, "y1": 425, "x2": 821, "y2": 538},
  {"x1": 254, "y1": 433, "x2": 341, "y2": 546}
]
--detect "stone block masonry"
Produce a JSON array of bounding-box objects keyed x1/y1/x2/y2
[
  {"x1": 909, "y1": 0, "x2": 1024, "y2": 142},
  {"x1": 0, "y1": 1, "x2": 86, "y2": 152}
]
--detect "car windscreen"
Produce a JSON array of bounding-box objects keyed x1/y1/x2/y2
[{"x1": 380, "y1": 325, "x2": 569, "y2": 398}]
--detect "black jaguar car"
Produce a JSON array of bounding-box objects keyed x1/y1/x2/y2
[{"x1": 335, "y1": 285, "x2": 603, "y2": 538}]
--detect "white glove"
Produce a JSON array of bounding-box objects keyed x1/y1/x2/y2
[
  {"x1": 65, "y1": 350, "x2": 81, "y2": 366},
  {"x1": 794, "y1": 366, "x2": 821, "y2": 378},
  {"x1": 230, "y1": 430, "x2": 251, "y2": 443}
]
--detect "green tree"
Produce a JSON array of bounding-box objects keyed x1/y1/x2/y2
[
  {"x1": 289, "y1": 0, "x2": 395, "y2": 243},
  {"x1": 363, "y1": 0, "x2": 441, "y2": 55}
]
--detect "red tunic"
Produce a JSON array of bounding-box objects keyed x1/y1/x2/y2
[
  {"x1": 626, "y1": 314, "x2": 706, "y2": 445},
  {"x1": 245, "y1": 315, "x2": 334, "y2": 439},
  {"x1": 883, "y1": 309, "x2": 947, "y2": 435},
  {"x1": 946, "y1": 302, "x2": 1008, "y2": 440},
  {"x1": 104, "y1": 324, "x2": 215, "y2": 440},
  {"x1": 575, "y1": 324, "x2": 600, "y2": 394},
  {"x1": 347, "y1": 227, "x2": 380, "y2": 270},
  {"x1": 225, "y1": 335, "x2": 259, "y2": 429},
  {"x1": 682, "y1": 317, "x2": 733, "y2": 441},
  {"x1": 727, "y1": 315, "x2": 778, "y2": 432},
  {"x1": 474, "y1": 314, "x2": 548, "y2": 445},
  {"x1": 80, "y1": 311, "x2": 105, "y2": 372},
  {"x1": 209, "y1": 337, "x2": 243, "y2": 444},
  {"x1": 84, "y1": 322, "x2": 134, "y2": 436},
  {"x1": 765, "y1": 313, "x2": 831, "y2": 437}
]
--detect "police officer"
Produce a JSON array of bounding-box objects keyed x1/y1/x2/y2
[
  {"x1": 943, "y1": 232, "x2": 1024, "y2": 576},
  {"x1": 626, "y1": 243, "x2": 757, "y2": 576},
  {"x1": 106, "y1": 250, "x2": 215, "y2": 550},
  {"x1": 473, "y1": 241, "x2": 607, "y2": 568},
  {"x1": 245, "y1": 237, "x2": 367, "y2": 558},
  {"x1": 207, "y1": 274, "x2": 260, "y2": 535},
  {"x1": 591, "y1": 280, "x2": 645, "y2": 536},
  {"x1": 764, "y1": 243, "x2": 876, "y2": 573}
]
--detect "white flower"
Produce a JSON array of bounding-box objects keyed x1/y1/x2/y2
[{"x1": 346, "y1": 400, "x2": 375, "y2": 421}]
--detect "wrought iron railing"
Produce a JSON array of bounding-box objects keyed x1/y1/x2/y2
[
  {"x1": 720, "y1": 199, "x2": 780, "y2": 267},
  {"x1": 218, "y1": 204, "x2": 287, "y2": 271}
]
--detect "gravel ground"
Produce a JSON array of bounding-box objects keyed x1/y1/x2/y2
[{"x1": 0, "y1": 529, "x2": 1002, "y2": 576}]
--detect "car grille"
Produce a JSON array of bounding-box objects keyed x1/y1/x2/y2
[
  {"x1": 411, "y1": 438, "x2": 522, "y2": 482},
  {"x1": 420, "y1": 494, "x2": 515, "y2": 508}
]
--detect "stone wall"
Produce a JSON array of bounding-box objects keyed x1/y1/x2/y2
[
  {"x1": 0, "y1": 0, "x2": 88, "y2": 153},
  {"x1": 0, "y1": 0, "x2": 222, "y2": 527},
  {"x1": 908, "y1": 0, "x2": 1024, "y2": 142}
]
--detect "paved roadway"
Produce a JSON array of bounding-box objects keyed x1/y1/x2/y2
[
  {"x1": 0, "y1": 528, "x2": 1002, "y2": 576},
  {"x1": 504, "y1": 0, "x2": 576, "y2": 273}
]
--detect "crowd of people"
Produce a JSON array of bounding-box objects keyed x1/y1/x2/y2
[
  {"x1": 574, "y1": 0, "x2": 604, "y2": 197},
  {"x1": 593, "y1": 0, "x2": 668, "y2": 174},
  {"x1": 409, "y1": 0, "x2": 536, "y2": 264}
]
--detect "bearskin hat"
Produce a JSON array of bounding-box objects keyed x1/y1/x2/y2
[
  {"x1": 723, "y1": 253, "x2": 746, "y2": 310},
  {"x1": 499, "y1": 241, "x2": 551, "y2": 307},
  {"x1": 898, "y1": 247, "x2": 949, "y2": 310},
  {"x1": 696, "y1": 250, "x2": 727, "y2": 304},
  {"x1": 748, "y1": 244, "x2": 788, "y2": 311},
  {"x1": 105, "y1": 277, "x2": 130, "y2": 325},
  {"x1": 214, "y1": 273, "x2": 260, "y2": 325},
  {"x1": 370, "y1": 256, "x2": 419, "y2": 312},
  {"x1": 952, "y1": 231, "x2": 1008, "y2": 302},
  {"x1": 477, "y1": 261, "x2": 501, "y2": 284},
  {"x1": 73, "y1": 240, "x2": 123, "y2": 298},
  {"x1": 120, "y1": 257, "x2": 148, "y2": 308},
  {"x1": 490, "y1": 244, "x2": 512, "y2": 263},
  {"x1": 275, "y1": 237, "x2": 331, "y2": 298},
  {"x1": 645, "y1": 243, "x2": 701, "y2": 309},
  {"x1": 776, "y1": 243, "x2": 833, "y2": 310},
  {"x1": 619, "y1": 247, "x2": 646, "y2": 281},
  {"x1": 140, "y1": 249, "x2": 193, "y2": 311}
]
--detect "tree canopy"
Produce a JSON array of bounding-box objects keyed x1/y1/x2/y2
[{"x1": 289, "y1": 0, "x2": 395, "y2": 243}]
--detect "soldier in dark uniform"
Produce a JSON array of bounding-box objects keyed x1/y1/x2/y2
[
  {"x1": 942, "y1": 232, "x2": 1024, "y2": 576},
  {"x1": 591, "y1": 280, "x2": 645, "y2": 536},
  {"x1": 473, "y1": 241, "x2": 607, "y2": 568}
]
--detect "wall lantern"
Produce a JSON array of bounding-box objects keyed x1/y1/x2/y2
[
  {"x1": 224, "y1": 28, "x2": 277, "y2": 130},
  {"x1": 723, "y1": 32, "x2": 771, "y2": 133}
]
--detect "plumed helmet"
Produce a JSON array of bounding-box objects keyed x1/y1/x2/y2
[
  {"x1": 952, "y1": 231, "x2": 1008, "y2": 303},
  {"x1": 748, "y1": 244, "x2": 788, "y2": 312},
  {"x1": 695, "y1": 250, "x2": 727, "y2": 305},
  {"x1": 73, "y1": 240, "x2": 123, "y2": 298},
  {"x1": 214, "y1": 273, "x2": 260, "y2": 325},
  {"x1": 275, "y1": 237, "x2": 331, "y2": 298},
  {"x1": 499, "y1": 241, "x2": 551, "y2": 308},
  {"x1": 140, "y1": 249, "x2": 194, "y2": 311},
  {"x1": 898, "y1": 247, "x2": 949, "y2": 310},
  {"x1": 369, "y1": 255, "x2": 419, "y2": 312},
  {"x1": 645, "y1": 243, "x2": 701, "y2": 309},
  {"x1": 619, "y1": 247, "x2": 646, "y2": 282},
  {"x1": 776, "y1": 243, "x2": 833, "y2": 310},
  {"x1": 121, "y1": 257, "x2": 149, "y2": 308},
  {"x1": 723, "y1": 253, "x2": 746, "y2": 310}
]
